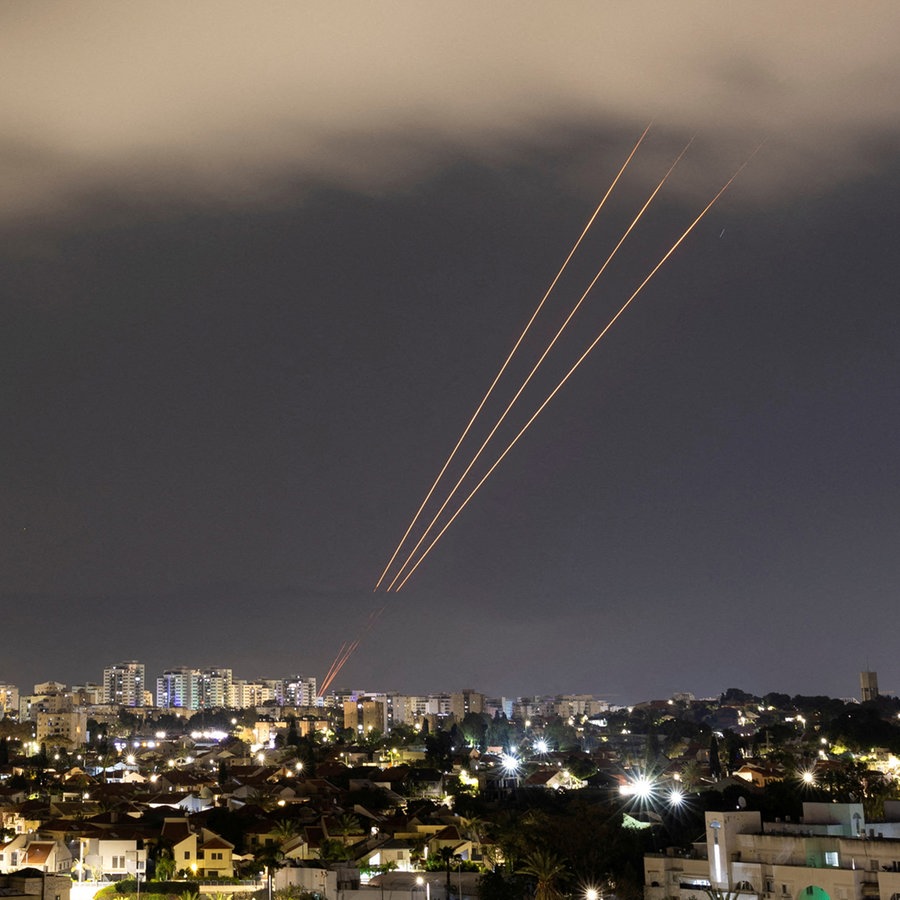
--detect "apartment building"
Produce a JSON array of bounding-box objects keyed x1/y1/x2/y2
[{"x1": 645, "y1": 803, "x2": 900, "y2": 900}]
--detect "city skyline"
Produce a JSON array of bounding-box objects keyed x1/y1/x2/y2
[
  {"x1": 3, "y1": 5, "x2": 899, "y2": 701},
  {"x1": 0, "y1": 662, "x2": 888, "y2": 711}
]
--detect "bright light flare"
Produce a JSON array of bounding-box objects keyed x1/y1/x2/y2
[
  {"x1": 668, "y1": 787, "x2": 685, "y2": 807},
  {"x1": 800, "y1": 769, "x2": 816, "y2": 785},
  {"x1": 620, "y1": 772, "x2": 656, "y2": 800},
  {"x1": 501, "y1": 753, "x2": 520, "y2": 775},
  {"x1": 533, "y1": 739, "x2": 549, "y2": 755}
]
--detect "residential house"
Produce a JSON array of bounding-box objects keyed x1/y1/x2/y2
[
  {"x1": 523, "y1": 768, "x2": 587, "y2": 790},
  {"x1": 426, "y1": 826, "x2": 473, "y2": 862},
  {"x1": 0, "y1": 834, "x2": 30, "y2": 872},
  {"x1": 162, "y1": 819, "x2": 234, "y2": 879},
  {"x1": 81, "y1": 832, "x2": 147, "y2": 881},
  {"x1": 18, "y1": 839, "x2": 72, "y2": 874}
]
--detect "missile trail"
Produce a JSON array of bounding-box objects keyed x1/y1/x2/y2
[
  {"x1": 320, "y1": 640, "x2": 359, "y2": 696},
  {"x1": 318, "y1": 606, "x2": 387, "y2": 695},
  {"x1": 320, "y1": 641, "x2": 349, "y2": 691},
  {"x1": 385, "y1": 141, "x2": 691, "y2": 592},
  {"x1": 321, "y1": 641, "x2": 357, "y2": 695},
  {"x1": 393, "y1": 158, "x2": 753, "y2": 592},
  {"x1": 372, "y1": 123, "x2": 652, "y2": 591}
]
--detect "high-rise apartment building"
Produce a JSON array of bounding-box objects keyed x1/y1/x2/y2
[
  {"x1": 861, "y1": 670, "x2": 879, "y2": 702},
  {"x1": 102, "y1": 661, "x2": 145, "y2": 707},
  {"x1": 284, "y1": 675, "x2": 318, "y2": 707},
  {"x1": 157, "y1": 668, "x2": 200, "y2": 709},
  {"x1": 71, "y1": 683, "x2": 103, "y2": 705},
  {"x1": 450, "y1": 689, "x2": 485, "y2": 720},
  {"x1": 0, "y1": 683, "x2": 19, "y2": 715},
  {"x1": 392, "y1": 694, "x2": 429, "y2": 726},
  {"x1": 37, "y1": 709, "x2": 88, "y2": 747},
  {"x1": 229, "y1": 679, "x2": 276, "y2": 708},
  {"x1": 197, "y1": 668, "x2": 233, "y2": 708},
  {"x1": 343, "y1": 699, "x2": 387, "y2": 735}
]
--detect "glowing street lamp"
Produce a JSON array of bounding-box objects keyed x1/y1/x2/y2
[{"x1": 619, "y1": 772, "x2": 655, "y2": 800}]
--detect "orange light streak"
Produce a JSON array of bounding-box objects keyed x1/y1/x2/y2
[
  {"x1": 385, "y1": 141, "x2": 691, "y2": 592},
  {"x1": 318, "y1": 606, "x2": 387, "y2": 696},
  {"x1": 320, "y1": 641, "x2": 348, "y2": 693},
  {"x1": 393, "y1": 158, "x2": 752, "y2": 592},
  {"x1": 320, "y1": 640, "x2": 358, "y2": 696},
  {"x1": 372, "y1": 123, "x2": 653, "y2": 590}
]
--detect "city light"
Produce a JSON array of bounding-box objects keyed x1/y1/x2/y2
[
  {"x1": 533, "y1": 739, "x2": 549, "y2": 754},
  {"x1": 620, "y1": 772, "x2": 656, "y2": 800},
  {"x1": 501, "y1": 753, "x2": 519, "y2": 774}
]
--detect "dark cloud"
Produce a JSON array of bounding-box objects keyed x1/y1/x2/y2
[{"x1": 0, "y1": 4, "x2": 898, "y2": 217}]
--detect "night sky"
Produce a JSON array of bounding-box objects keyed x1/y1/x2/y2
[{"x1": 3, "y1": 5, "x2": 899, "y2": 703}]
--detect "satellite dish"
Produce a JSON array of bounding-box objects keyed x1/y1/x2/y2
[{"x1": 738, "y1": 796, "x2": 747, "y2": 808}]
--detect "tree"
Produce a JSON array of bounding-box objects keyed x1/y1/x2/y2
[
  {"x1": 486, "y1": 713, "x2": 513, "y2": 751},
  {"x1": 709, "y1": 734, "x2": 722, "y2": 780},
  {"x1": 518, "y1": 849, "x2": 566, "y2": 900},
  {"x1": 679, "y1": 760, "x2": 702, "y2": 791},
  {"x1": 334, "y1": 812, "x2": 362, "y2": 842},
  {"x1": 458, "y1": 815, "x2": 486, "y2": 862},
  {"x1": 437, "y1": 847, "x2": 461, "y2": 896},
  {"x1": 425, "y1": 731, "x2": 453, "y2": 771},
  {"x1": 319, "y1": 838, "x2": 352, "y2": 863},
  {"x1": 154, "y1": 849, "x2": 176, "y2": 881},
  {"x1": 460, "y1": 713, "x2": 489, "y2": 750},
  {"x1": 273, "y1": 819, "x2": 300, "y2": 843},
  {"x1": 253, "y1": 842, "x2": 286, "y2": 880}
]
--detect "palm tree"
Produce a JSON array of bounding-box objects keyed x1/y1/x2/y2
[
  {"x1": 318, "y1": 838, "x2": 351, "y2": 863},
  {"x1": 273, "y1": 819, "x2": 300, "y2": 844},
  {"x1": 410, "y1": 837, "x2": 426, "y2": 870},
  {"x1": 437, "y1": 847, "x2": 461, "y2": 896},
  {"x1": 519, "y1": 849, "x2": 566, "y2": 900},
  {"x1": 458, "y1": 815, "x2": 485, "y2": 848},
  {"x1": 334, "y1": 812, "x2": 362, "y2": 843},
  {"x1": 154, "y1": 849, "x2": 176, "y2": 881},
  {"x1": 679, "y1": 760, "x2": 702, "y2": 792}
]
